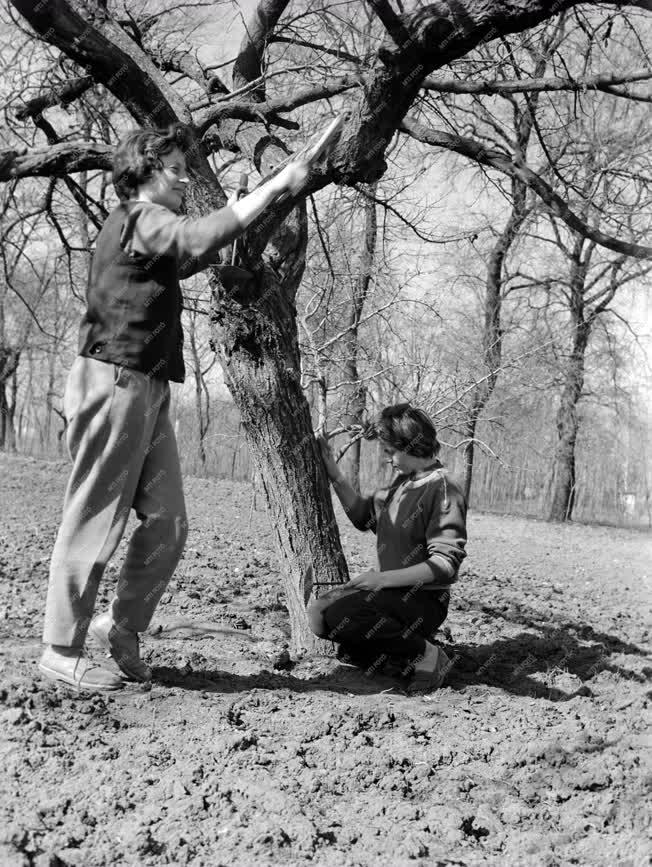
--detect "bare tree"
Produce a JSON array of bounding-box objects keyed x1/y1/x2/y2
[{"x1": 4, "y1": 0, "x2": 651, "y2": 648}]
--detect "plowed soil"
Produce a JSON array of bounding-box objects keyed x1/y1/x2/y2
[{"x1": 1, "y1": 453, "x2": 650, "y2": 867}]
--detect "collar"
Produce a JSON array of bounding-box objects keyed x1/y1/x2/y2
[{"x1": 397, "y1": 462, "x2": 444, "y2": 490}]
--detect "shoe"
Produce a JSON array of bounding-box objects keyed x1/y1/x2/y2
[
  {"x1": 335, "y1": 645, "x2": 360, "y2": 668},
  {"x1": 406, "y1": 642, "x2": 452, "y2": 694},
  {"x1": 39, "y1": 646, "x2": 123, "y2": 691},
  {"x1": 336, "y1": 644, "x2": 386, "y2": 674},
  {"x1": 90, "y1": 611, "x2": 152, "y2": 682}
]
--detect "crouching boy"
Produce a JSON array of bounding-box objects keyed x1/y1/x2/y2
[{"x1": 309, "y1": 403, "x2": 467, "y2": 691}]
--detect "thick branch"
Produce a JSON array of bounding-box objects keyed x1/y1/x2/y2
[
  {"x1": 232, "y1": 0, "x2": 291, "y2": 98},
  {"x1": 16, "y1": 75, "x2": 94, "y2": 120},
  {"x1": 367, "y1": 0, "x2": 413, "y2": 47},
  {"x1": 9, "y1": 0, "x2": 188, "y2": 125},
  {"x1": 0, "y1": 142, "x2": 113, "y2": 182},
  {"x1": 400, "y1": 117, "x2": 652, "y2": 260}
]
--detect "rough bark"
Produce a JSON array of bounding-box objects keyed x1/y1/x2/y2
[{"x1": 340, "y1": 186, "x2": 378, "y2": 490}]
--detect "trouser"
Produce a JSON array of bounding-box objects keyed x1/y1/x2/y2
[
  {"x1": 43, "y1": 357, "x2": 188, "y2": 647},
  {"x1": 321, "y1": 586, "x2": 449, "y2": 671}
]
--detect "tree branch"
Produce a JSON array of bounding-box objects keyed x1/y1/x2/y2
[
  {"x1": 400, "y1": 117, "x2": 652, "y2": 260},
  {"x1": 195, "y1": 75, "x2": 358, "y2": 133},
  {"x1": 232, "y1": 0, "x2": 291, "y2": 99},
  {"x1": 0, "y1": 141, "x2": 113, "y2": 182},
  {"x1": 367, "y1": 0, "x2": 413, "y2": 48},
  {"x1": 15, "y1": 75, "x2": 95, "y2": 120},
  {"x1": 421, "y1": 69, "x2": 652, "y2": 96},
  {"x1": 9, "y1": 0, "x2": 189, "y2": 125}
]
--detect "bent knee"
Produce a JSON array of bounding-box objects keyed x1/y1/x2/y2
[{"x1": 322, "y1": 597, "x2": 358, "y2": 639}]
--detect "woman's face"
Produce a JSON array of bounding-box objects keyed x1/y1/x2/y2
[{"x1": 138, "y1": 146, "x2": 189, "y2": 212}]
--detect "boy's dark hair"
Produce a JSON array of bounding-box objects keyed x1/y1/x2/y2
[
  {"x1": 364, "y1": 403, "x2": 440, "y2": 457},
  {"x1": 112, "y1": 123, "x2": 192, "y2": 201}
]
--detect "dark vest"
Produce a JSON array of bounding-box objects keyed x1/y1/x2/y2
[{"x1": 78, "y1": 202, "x2": 185, "y2": 382}]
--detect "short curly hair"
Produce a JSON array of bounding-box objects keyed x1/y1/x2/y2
[
  {"x1": 364, "y1": 403, "x2": 440, "y2": 458},
  {"x1": 112, "y1": 122, "x2": 192, "y2": 201}
]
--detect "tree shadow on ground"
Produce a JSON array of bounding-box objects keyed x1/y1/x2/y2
[
  {"x1": 444, "y1": 601, "x2": 651, "y2": 701},
  {"x1": 148, "y1": 602, "x2": 650, "y2": 701},
  {"x1": 468, "y1": 599, "x2": 648, "y2": 658},
  {"x1": 150, "y1": 663, "x2": 409, "y2": 696}
]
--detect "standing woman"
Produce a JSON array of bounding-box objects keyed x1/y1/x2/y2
[{"x1": 40, "y1": 123, "x2": 309, "y2": 691}]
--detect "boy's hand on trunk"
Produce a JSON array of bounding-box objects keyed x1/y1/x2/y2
[{"x1": 347, "y1": 570, "x2": 385, "y2": 591}]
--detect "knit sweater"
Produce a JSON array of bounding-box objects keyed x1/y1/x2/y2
[{"x1": 347, "y1": 463, "x2": 468, "y2": 587}]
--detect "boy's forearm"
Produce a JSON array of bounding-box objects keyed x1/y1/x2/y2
[
  {"x1": 379, "y1": 561, "x2": 444, "y2": 589},
  {"x1": 330, "y1": 473, "x2": 367, "y2": 521}
]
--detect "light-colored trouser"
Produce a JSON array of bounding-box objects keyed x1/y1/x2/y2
[{"x1": 43, "y1": 357, "x2": 188, "y2": 647}]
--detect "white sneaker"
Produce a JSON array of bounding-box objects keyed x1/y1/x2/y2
[{"x1": 39, "y1": 646, "x2": 123, "y2": 691}]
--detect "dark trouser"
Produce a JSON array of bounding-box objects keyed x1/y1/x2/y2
[{"x1": 321, "y1": 586, "x2": 449, "y2": 672}]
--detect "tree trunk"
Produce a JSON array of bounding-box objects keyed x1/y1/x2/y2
[
  {"x1": 0, "y1": 348, "x2": 19, "y2": 451},
  {"x1": 341, "y1": 185, "x2": 377, "y2": 490},
  {"x1": 213, "y1": 269, "x2": 349, "y2": 653},
  {"x1": 188, "y1": 319, "x2": 207, "y2": 468},
  {"x1": 549, "y1": 239, "x2": 593, "y2": 522},
  {"x1": 548, "y1": 326, "x2": 590, "y2": 521},
  {"x1": 460, "y1": 186, "x2": 526, "y2": 502},
  {"x1": 460, "y1": 407, "x2": 481, "y2": 502}
]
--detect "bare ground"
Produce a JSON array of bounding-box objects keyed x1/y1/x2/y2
[{"x1": 0, "y1": 453, "x2": 650, "y2": 867}]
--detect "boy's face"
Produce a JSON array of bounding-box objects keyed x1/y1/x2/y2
[
  {"x1": 381, "y1": 443, "x2": 425, "y2": 475},
  {"x1": 138, "y1": 146, "x2": 189, "y2": 212},
  {"x1": 383, "y1": 443, "x2": 424, "y2": 473}
]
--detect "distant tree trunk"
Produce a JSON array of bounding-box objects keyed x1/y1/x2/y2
[
  {"x1": 459, "y1": 33, "x2": 558, "y2": 501},
  {"x1": 0, "y1": 348, "x2": 19, "y2": 451},
  {"x1": 187, "y1": 317, "x2": 209, "y2": 468},
  {"x1": 461, "y1": 178, "x2": 527, "y2": 502},
  {"x1": 341, "y1": 184, "x2": 377, "y2": 490},
  {"x1": 549, "y1": 238, "x2": 593, "y2": 522}
]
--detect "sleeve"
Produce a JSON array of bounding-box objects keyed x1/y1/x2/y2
[
  {"x1": 120, "y1": 201, "x2": 243, "y2": 278},
  {"x1": 346, "y1": 494, "x2": 377, "y2": 534},
  {"x1": 424, "y1": 477, "x2": 467, "y2": 582}
]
